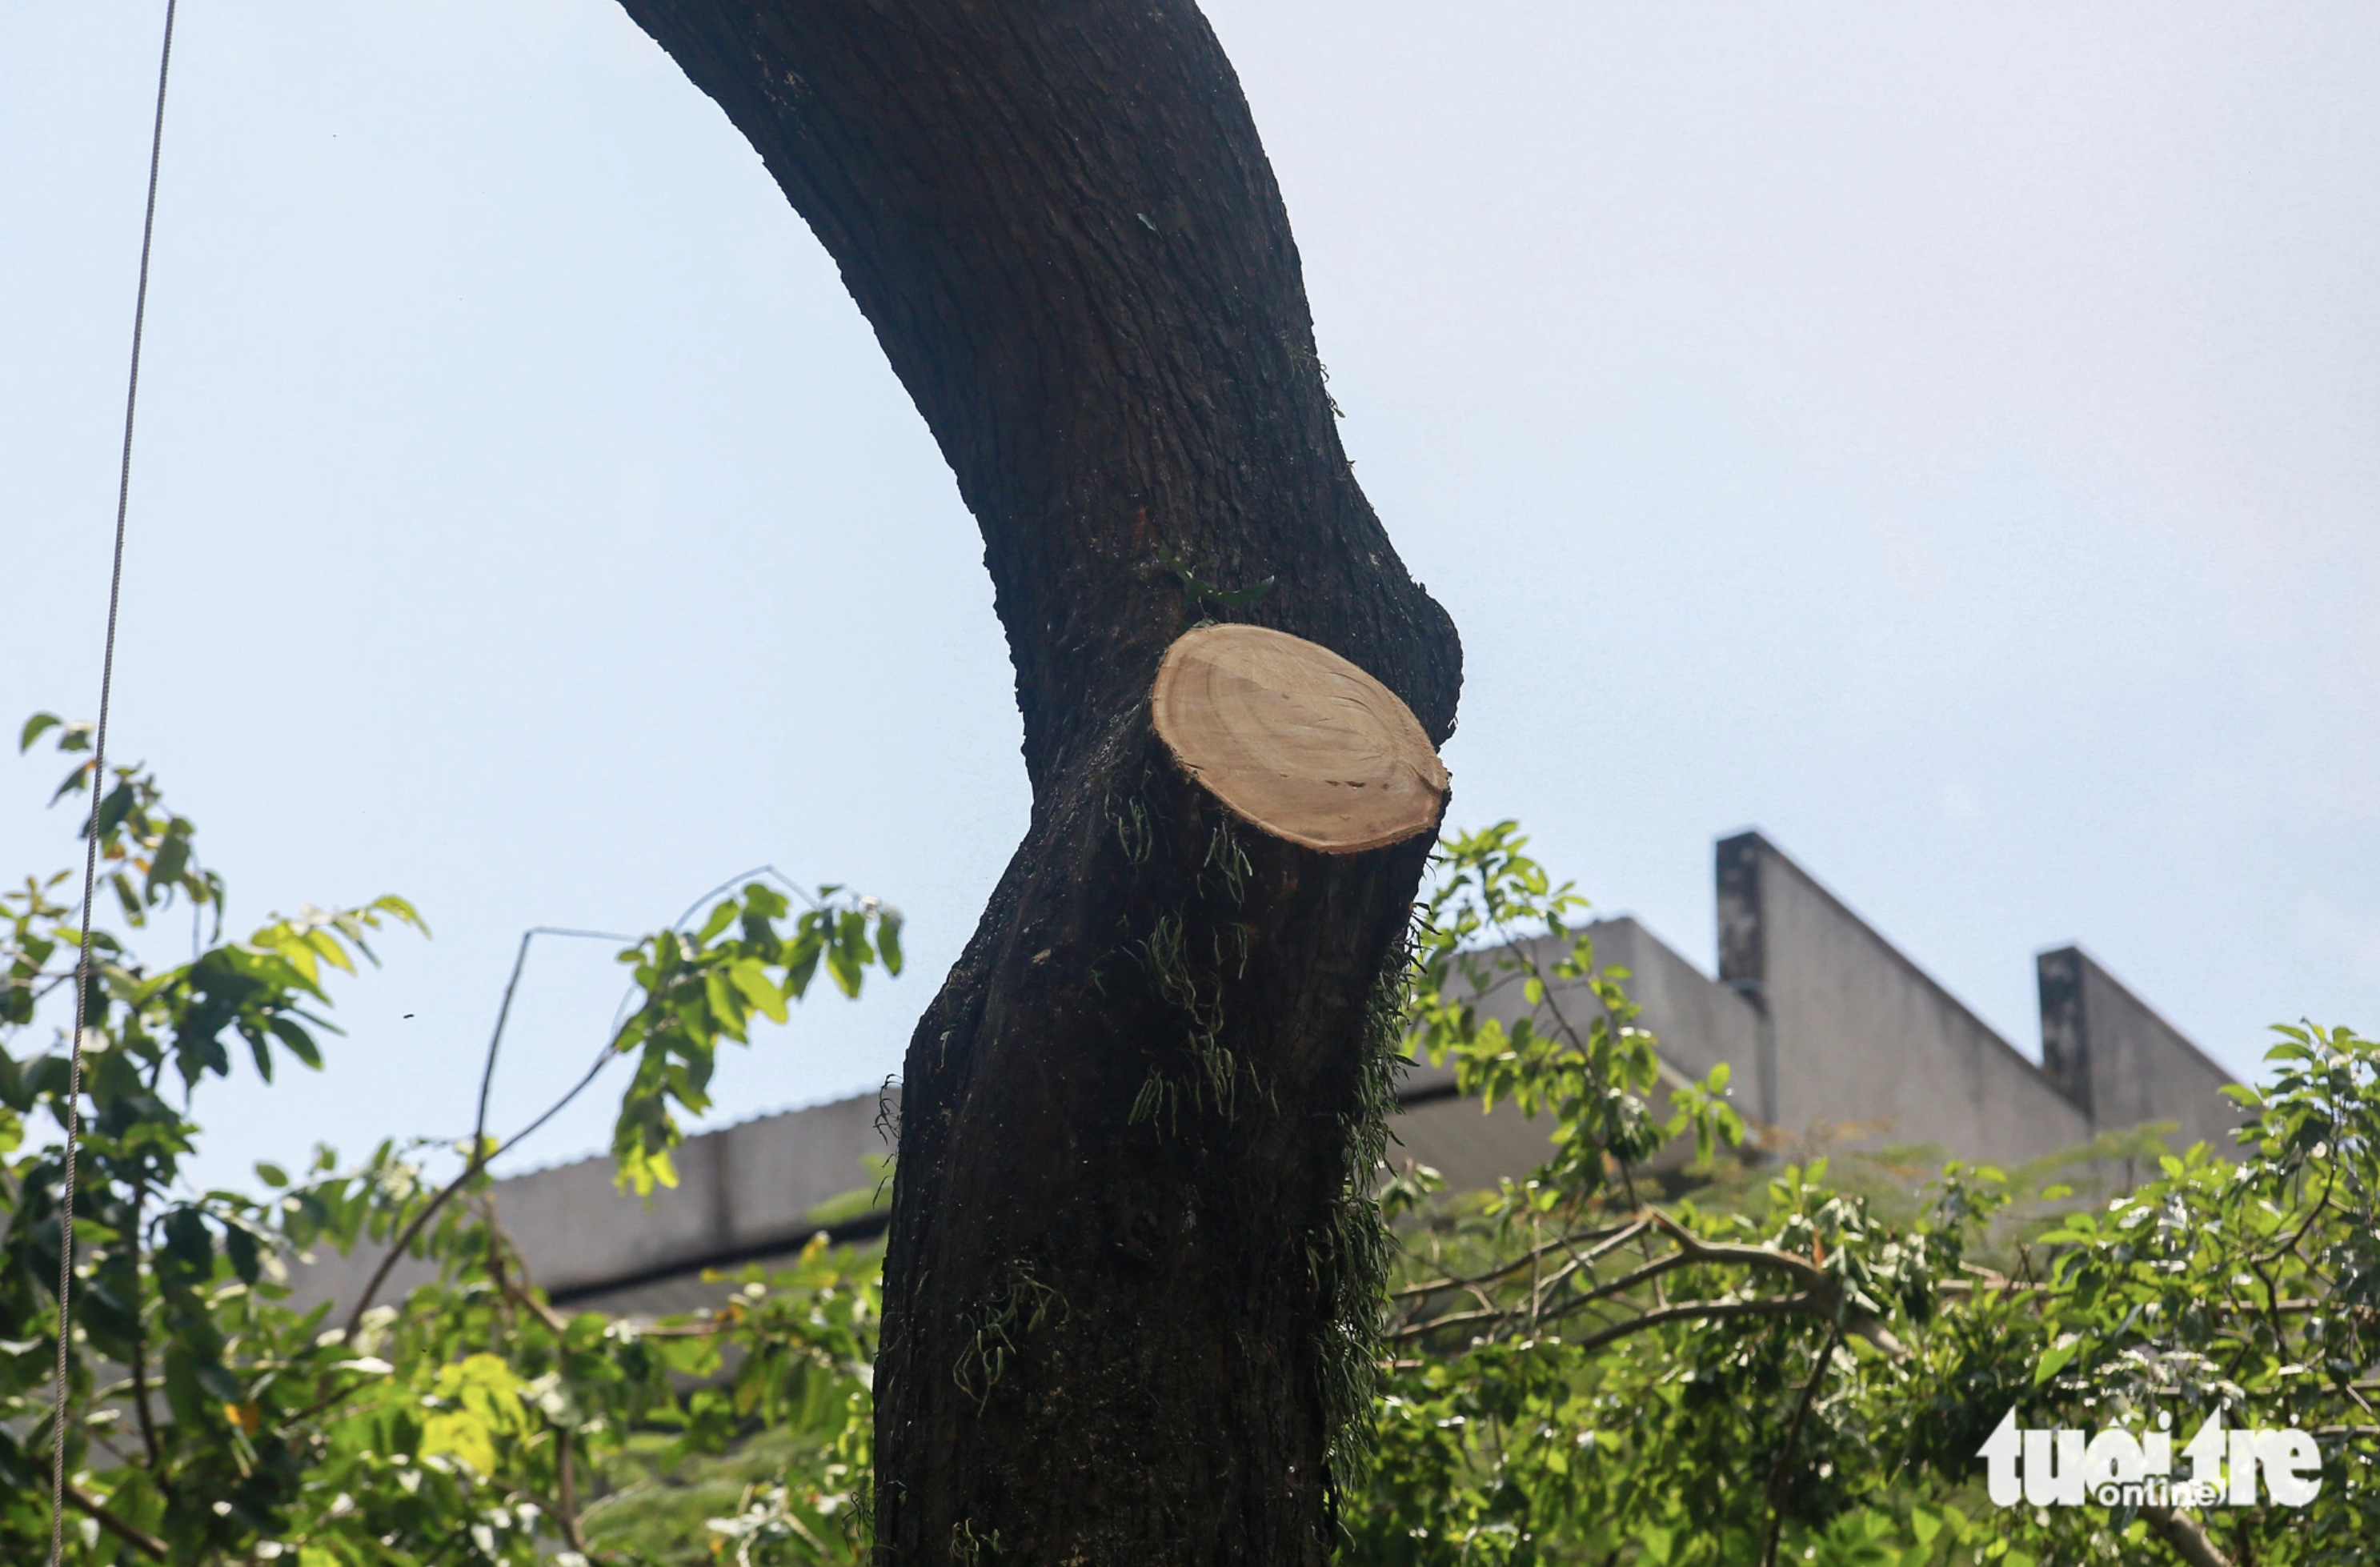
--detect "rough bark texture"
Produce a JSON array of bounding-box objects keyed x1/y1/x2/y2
[{"x1": 610, "y1": 3, "x2": 1462, "y2": 1561}]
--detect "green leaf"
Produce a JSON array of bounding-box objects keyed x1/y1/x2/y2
[
  {"x1": 192, "y1": 1356, "x2": 246, "y2": 1404},
  {"x1": 147, "y1": 827, "x2": 191, "y2": 894},
  {"x1": 783, "y1": 940, "x2": 823, "y2": 1000},
  {"x1": 729, "y1": 958, "x2": 787, "y2": 1025},
  {"x1": 162, "y1": 1207, "x2": 213, "y2": 1268},
  {"x1": 269, "y1": 1014, "x2": 323, "y2": 1070},
  {"x1": 826, "y1": 944, "x2": 863, "y2": 999},
  {"x1": 371, "y1": 892, "x2": 430, "y2": 934},
  {"x1": 94, "y1": 780, "x2": 137, "y2": 841},
  {"x1": 2032, "y1": 1333, "x2": 2088, "y2": 1385},
  {"x1": 615, "y1": 1143, "x2": 679, "y2": 1197},
  {"x1": 49, "y1": 759, "x2": 94, "y2": 805},
  {"x1": 307, "y1": 925, "x2": 356, "y2": 976},
  {"x1": 224, "y1": 1222, "x2": 261, "y2": 1285},
  {"x1": 703, "y1": 967, "x2": 747, "y2": 1040},
  {"x1": 18, "y1": 711, "x2": 61, "y2": 752}
]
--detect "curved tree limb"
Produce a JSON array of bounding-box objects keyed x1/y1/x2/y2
[{"x1": 609, "y1": 4, "x2": 1462, "y2": 1560}]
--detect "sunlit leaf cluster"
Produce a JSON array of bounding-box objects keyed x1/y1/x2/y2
[
  {"x1": 608, "y1": 886, "x2": 901, "y2": 1196},
  {"x1": 5, "y1": 723, "x2": 2367, "y2": 1567},
  {"x1": 1350, "y1": 825, "x2": 2375, "y2": 1567},
  {"x1": 2, "y1": 718, "x2": 888, "y2": 1565}
]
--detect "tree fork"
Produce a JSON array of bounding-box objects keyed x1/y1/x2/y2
[{"x1": 612, "y1": 2, "x2": 1461, "y2": 1560}]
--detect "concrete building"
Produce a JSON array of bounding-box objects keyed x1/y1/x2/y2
[{"x1": 292, "y1": 830, "x2": 2246, "y2": 1320}]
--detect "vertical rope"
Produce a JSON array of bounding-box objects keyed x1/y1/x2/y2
[{"x1": 50, "y1": 2, "x2": 178, "y2": 1560}]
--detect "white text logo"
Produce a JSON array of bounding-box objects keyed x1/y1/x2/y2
[{"x1": 1978, "y1": 1409, "x2": 2320, "y2": 1509}]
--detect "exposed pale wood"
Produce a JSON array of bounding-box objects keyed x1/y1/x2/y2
[{"x1": 1152, "y1": 624, "x2": 1450, "y2": 853}]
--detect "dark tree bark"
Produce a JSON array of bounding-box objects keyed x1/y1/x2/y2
[{"x1": 611, "y1": 3, "x2": 1461, "y2": 1561}]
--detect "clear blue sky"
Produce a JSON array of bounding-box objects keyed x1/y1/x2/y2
[{"x1": 6, "y1": 2, "x2": 2375, "y2": 1192}]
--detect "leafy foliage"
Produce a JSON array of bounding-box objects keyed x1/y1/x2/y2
[
  {"x1": 1350, "y1": 824, "x2": 2374, "y2": 1567},
  {"x1": 2, "y1": 717, "x2": 893, "y2": 1565},
  {"x1": 609, "y1": 888, "x2": 900, "y2": 1197},
  {"x1": 6, "y1": 719, "x2": 2366, "y2": 1567}
]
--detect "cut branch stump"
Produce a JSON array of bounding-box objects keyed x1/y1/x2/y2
[{"x1": 1151, "y1": 623, "x2": 1449, "y2": 854}]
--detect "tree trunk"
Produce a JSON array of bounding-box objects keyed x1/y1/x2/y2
[{"x1": 611, "y1": 3, "x2": 1462, "y2": 1561}]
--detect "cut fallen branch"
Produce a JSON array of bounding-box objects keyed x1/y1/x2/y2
[
  {"x1": 1559, "y1": 1295, "x2": 1822, "y2": 1357},
  {"x1": 1391, "y1": 1217, "x2": 1649, "y2": 1303},
  {"x1": 1390, "y1": 1204, "x2": 1909, "y2": 1356}
]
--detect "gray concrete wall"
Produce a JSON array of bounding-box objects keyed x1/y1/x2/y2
[
  {"x1": 1386, "y1": 1094, "x2": 1557, "y2": 1197},
  {"x1": 1716, "y1": 832, "x2": 2094, "y2": 1165},
  {"x1": 290, "y1": 838, "x2": 2242, "y2": 1319},
  {"x1": 1408, "y1": 917, "x2": 1763, "y2": 1094},
  {"x1": 1388, "y1": 916, "x2": 1767, "y2": 1188},
  {"x1": 288, "y1": 1089, "x2": 896, "y2": 1317},
  {"x1": 296, "y1": 912, "x2": 1747, "y2": 1318},
  {"x1": 1590, "y1": 916, "x2": 1769, "y2": 1116},
  {"x1": 2038, "y1": 946, "x2": 2248, "y2": 1168}
]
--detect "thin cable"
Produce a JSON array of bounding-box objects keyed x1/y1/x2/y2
[{"x1": 51, "y1": 3, "x2": 178, "y2": 1561}]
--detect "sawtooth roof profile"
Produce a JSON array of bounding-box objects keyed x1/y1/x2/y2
[{"x1": 291, "y1": 831, "x2": 2245, "y2": 1321}]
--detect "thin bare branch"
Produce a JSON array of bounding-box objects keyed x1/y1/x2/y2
[
  {"x1": 1391, "y1": 1218, "x2": 1648, "y2": 1302},
  {"x1": 1761, "y1": 1322, "x2": 1841, "y2": 1567},
  {"x1": 62, "y1": 1481, "x2": 166, "y2": 1561},
  {"x1": 340, "y1": 924, "x2": 635, "y2": 1343},
  {"x1": 555, "y1": 1425, "x2": 591, "y2": 1556},
  {"x1": 1559, "y1": 1296, "x2": 1821, "y2": 1357}
]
